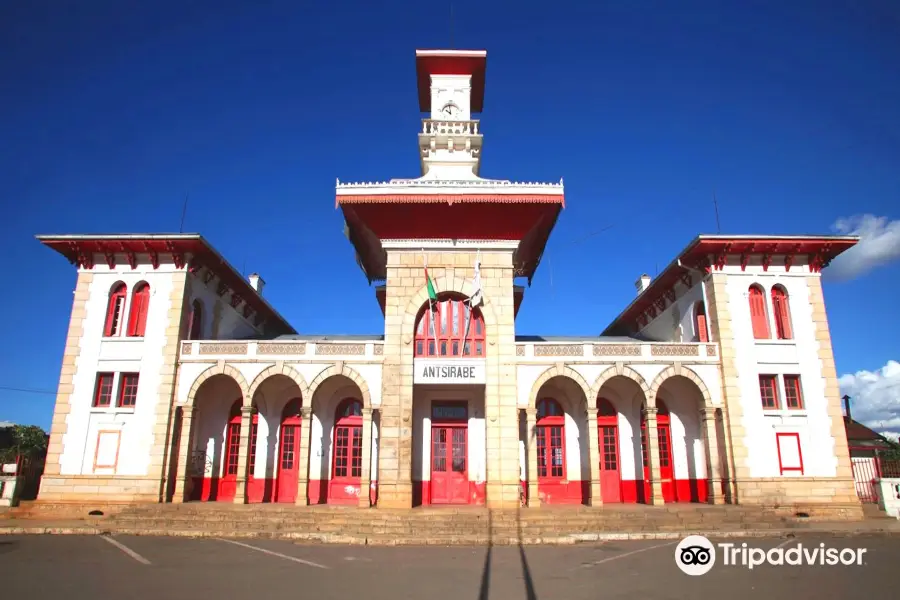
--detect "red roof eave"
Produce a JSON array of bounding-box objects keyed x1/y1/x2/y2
[
  {"x1": 603, "y1": 235, "x2": 860, "y2": 334},
  {"x1": 335, "y1": 194, "x2": 565, "y2": 209},
  {"x1": 36, "y1": 235, "x2": 296, "y2": 334}
]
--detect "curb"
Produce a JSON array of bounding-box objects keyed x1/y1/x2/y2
[{"x1": 1, "y1": 526, "x2": 898, "y2": 545}]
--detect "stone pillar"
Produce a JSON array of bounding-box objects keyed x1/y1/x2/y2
[
  {"x1": 358, "y1": 407, "x2": 374, "y2": 507},
  {"x1": 644, "y1": 407, "x2": 664, "y2": 506},
  {"x1": 526, "y1": 408, "x2": 539, "y2": 507},
  {"x1": 232, "y1": 405, "x2": 253, "y2": 504},
  {"x1": 295, "y1": 406, "x2": 312, "y2": 505},
  {"x1": 586, "y1": 407, "x2": 603, "y2": 507},
  {"x1": 172, "y1": 407, "x2": 197, "y2": 503},
  {"x1": 700, "y1": 407, "x2": 723, "y2": 504}
]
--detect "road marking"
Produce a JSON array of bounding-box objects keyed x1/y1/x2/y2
[
  {"x1": 216, "y1": 538, "x2": 329, "y2": 569},
  {"x1": 100, "y1": 536, "x2": 151, "y2": 565},
  {"x1": 772, "y1": 538, "x2": 795, "y2": 550},
  {"x1": 581, "y1": 541, "x2": 676, "y2": 568}
]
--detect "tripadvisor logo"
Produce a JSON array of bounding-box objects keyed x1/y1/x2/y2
[{"x1": 675, "y1": 535, "x2": 868, "y2": 576}]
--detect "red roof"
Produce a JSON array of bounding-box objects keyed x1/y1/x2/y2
[
  {"x1": 416, "y1": 50, "x2": 487, "y2": 113},
  {"x1": 36, "y1": 234, "x2": 295, "y2": 335},
  {"x1": 603, "y1": 235, "x2": 859, "y2": 335}
]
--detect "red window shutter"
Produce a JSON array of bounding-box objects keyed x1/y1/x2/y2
[
  {"x1": 771, "y1": 288, "x2": 792, "y2": 339},
  {"x1": 104, "y1": 285, "x2": 126, "y2": 337},
  {"x1": 696, "y1": 314, "x2": 709, "y2": 342},
  {"x1": 748, "y1": 287, "x2": 770, "y2": 339},
  {"x1": 127, "y1": 284, "x2": 150, "y2": 337}
]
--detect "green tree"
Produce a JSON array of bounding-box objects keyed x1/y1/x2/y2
[{"x1": 0, "y1": 425, "x2": 48, "y2": 464}]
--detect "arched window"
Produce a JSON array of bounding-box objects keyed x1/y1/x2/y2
[
  {"x1": 771, "y1": 285, "x2": 793, "y2": 340},
  {"x1": 103, "y1": 282, "x2": 127, "y2": 337},
  {"x1": 127, "y1": 282, "x2": 150, "y2": 337},
  {"x1": 693, "y1": 302, "x2": 709, "y2": 343},
  {"x1": 187, "y1": 299, "x2": 203, "y2": 340},
  {"x1": 536, "y1": 398, "x2": 565, "y2": 480},
  {"x1": 415, "y1": 295, "x2": 486, "y2": 358},
  {"x1": 332, "y1": 399, "x2": 363, "y2": 481},
  {"x1": 748, "y1": 285, "x2": 770, "y2": 339}
]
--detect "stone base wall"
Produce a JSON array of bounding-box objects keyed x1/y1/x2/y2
[
  {"x1": 38, "y1": 475, "x2": 160, "y2": 502},
  {"x1": 736, "y1": 476, "x2": 863, "y2": 518}
]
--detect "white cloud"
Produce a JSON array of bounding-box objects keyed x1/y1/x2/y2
[
  {"x1": 838, "y1": 360, "x2": 900, "y2": 437},
  {"x1": 826, "y1": 214, "x2": 900, "y2": 281}
]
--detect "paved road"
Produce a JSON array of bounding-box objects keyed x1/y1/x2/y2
[{"x1": 0, "y1": 533, "x2": 896, "y2": 599}]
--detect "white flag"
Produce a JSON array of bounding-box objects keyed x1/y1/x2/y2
[{"x1": 469, "y1": 253, "x2": 484, "y2": 307}]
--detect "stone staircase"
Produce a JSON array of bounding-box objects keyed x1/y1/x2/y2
[{"x1": 2, "y1": 501, "x2": 871, "y2": 545}]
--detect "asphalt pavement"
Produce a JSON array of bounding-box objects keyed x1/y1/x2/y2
[{"x1": 0, "y1": 533, "x2": 896, "y2": 599}]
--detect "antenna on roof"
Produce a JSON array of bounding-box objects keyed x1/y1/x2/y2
[
  {"x1": 713, "y1": 189, "x2": 721, "y2": 233},
  {"x1": 449, "y1": 2, "x2": 455, "y2": 48},
  {"x1": 179, "y1": 194, "x2": 189, "y2": 233}
]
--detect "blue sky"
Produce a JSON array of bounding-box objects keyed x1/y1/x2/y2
[{"x1": 2, "y1": 1, "x2": 899, "y2": 433}]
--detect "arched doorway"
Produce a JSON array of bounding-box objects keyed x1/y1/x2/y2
[
  {"x1": 597, "y1": 398, "x2": 622, "y2": 503},
  {"x1": 411, "y1": 293, "x2": 487, "y2": 506},
  {"x1": 329, "y1": 398, "x2": 363, "y2": 504},
  {"x1": 276, "y1": 398, "x2": 303, "y2": 503},
  {"x1": 536, "y1": 398, "x2": 568, "y2": 503}
]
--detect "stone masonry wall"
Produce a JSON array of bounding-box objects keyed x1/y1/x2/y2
[{"x1": 378, "y1": 249, "x2": 521, "y2": 509}]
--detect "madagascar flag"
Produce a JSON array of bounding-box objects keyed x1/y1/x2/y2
[{"x1": 425, "y1": 266, "x2": 437, "y2": 301}]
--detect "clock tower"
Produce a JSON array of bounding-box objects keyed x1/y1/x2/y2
[{"x1": 416, "y1": 49, "x2": 486, "y2": 180}]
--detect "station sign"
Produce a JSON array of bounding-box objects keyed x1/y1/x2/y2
[{"x1": 414, "y1": 359, "x2": 486, "y2": 385}]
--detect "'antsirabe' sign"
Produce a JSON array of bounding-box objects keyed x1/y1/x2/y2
[{"x1": 414, "y1": 359, "x2": 486, "y2": 385}]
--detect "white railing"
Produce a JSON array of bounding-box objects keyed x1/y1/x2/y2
[
  {"x1": 180, "y1": 340, "x2": 385, "y2": 360},
  {"x1": 515, "y1": 341, "x2": 720, "y2": 362},
  {"x1": 876, "y1": 478, "x2": 900, "y2": 519},
  {"x1": 422, "y1": 119, "x2": 481, "y2": 136}
]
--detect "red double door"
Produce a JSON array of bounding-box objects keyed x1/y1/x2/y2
[{"x1": 431, "y1": 402, "x2": 469, "y2": 504}]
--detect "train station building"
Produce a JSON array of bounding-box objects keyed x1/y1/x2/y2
[{"x1": 34, "y1": 49, "x2": 861, "y2": 514}]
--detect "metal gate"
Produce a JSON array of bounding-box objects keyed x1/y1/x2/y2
[{"x1": 852, "y1": 457, "x2": 879, "y2": 503}]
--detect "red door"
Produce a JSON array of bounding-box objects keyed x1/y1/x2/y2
[
  {"x1": 430, "y1": 402, "x2": 469, "y2": 505},
  {"x1": 431, "y1": 426, "x2": 468, "y2": 504},
  {"x1": 219, "y1": 400, "x2": 242, "y2": 502},
  {"x1": 536, "y1": 399, "x2": 568, "y2": 503},
  {"x1": 329, "y1": 399, "x2": 363, "y2": 504},
  {"x1": 597, "y1": 398, "x2": 622, "y2": 503},
  {"x1": 657, "y1": 402, "x2": 675, "y2": 502},
  {"x1": 276, "y1": 398, "x2": 303, "y2": 503}
]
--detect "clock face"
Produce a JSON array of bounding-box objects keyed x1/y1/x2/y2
[{"x1": 441, "y1": 102, "x2": 460, "y2": 118}]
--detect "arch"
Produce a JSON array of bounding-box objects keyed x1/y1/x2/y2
[
  {"x1": 414, "y1": 293, "x2": 486, "y2": 358},
  {"x1": 590, "y1": 364, "x2": 651, "y2": 405},
  {"x1": 770, "y1": 284, "x2": 793, "y2": 340},
  {"x1": 307, "y1": 363, "x2": 371, "y2": 408},
  {"x1": 187, "y1": 363, "x2": 250, "y2": 407},
  {"x1": 648, "y1": 364, "x2": 714, "y2": 409},
  {"x1": 529, "y1": 364, "x2": 593, "y2": 409},
  {"x1": 187, "y1": 299, "x2": 204, "y2": 340},
  {"x1": 127, "y1": 281, "x2": 151, "y2": 337},
  {"x1": 401, "y1": 273, "x2": 499, "y2": 343},
  {"x1": 247, "y1": 364, "x2": 310, "y2": 403},
  {"x1": 103, "y1": 281, "x2": 128, "y2": 337},
  {"x1": 748, "y1": 284, "x2": 770, "y2": 339}
]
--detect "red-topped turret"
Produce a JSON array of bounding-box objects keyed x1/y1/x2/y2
[{"x1": 337, "y1": 49, "x2": 564, "y2": 286}]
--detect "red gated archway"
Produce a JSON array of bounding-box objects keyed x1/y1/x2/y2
[
  {"x1": 329, "y1": 398, "x2": 363, "y2": 504},
  {"x1": 597, "y1": 398, "x2": 622, "y2": 503},
  {"x1": 276, "y1": 398, "x2": 303, "y2": 503}
]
